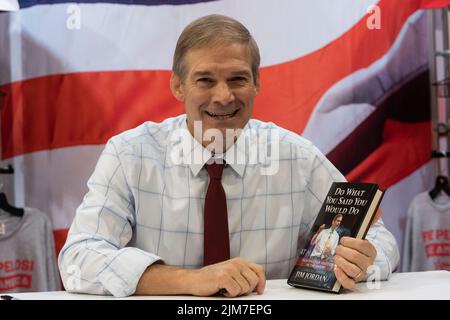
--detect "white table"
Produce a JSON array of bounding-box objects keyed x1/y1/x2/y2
[{"x1": 3, "y1": 271, "x2": 450, "y2": 300}]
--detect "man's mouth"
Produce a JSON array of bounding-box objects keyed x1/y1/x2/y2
[{"x1": 205, "y1": 109, "x2": 239, "y2": 119}]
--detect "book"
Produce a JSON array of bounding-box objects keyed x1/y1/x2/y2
[{"x1": 287, "y1": 182, "x2": 384, "y2": 293}]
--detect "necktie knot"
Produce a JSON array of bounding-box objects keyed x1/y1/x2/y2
[{"x1": 205, "y1": 163, "x2": 224, "y2": 180}]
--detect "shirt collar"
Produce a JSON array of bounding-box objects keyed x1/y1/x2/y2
[
  {"x1": 178, "y1": 116, "x2": 250, "y2": 177},
  {"x1": 222, "y1": 124, "x2": 249, "y2": 177}
]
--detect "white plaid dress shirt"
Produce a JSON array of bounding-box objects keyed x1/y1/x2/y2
[{"x1": 58, "y1": 114, "x2": 399, "y2": 297}]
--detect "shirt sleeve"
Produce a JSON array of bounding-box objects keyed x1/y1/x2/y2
[
  {"x1": 365, "y1": 218, "x2": 400, "y2": 280},
  {"x1": 303, "y1": 144, "x2": 399, "y2": 280},
  {"x1": 58, "y1": 139, "x2": 162, "y2": 297}
]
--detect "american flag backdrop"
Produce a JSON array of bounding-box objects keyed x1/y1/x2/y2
[{"x1": 1, "y1": 0, "x2": 450, "y2": 269}]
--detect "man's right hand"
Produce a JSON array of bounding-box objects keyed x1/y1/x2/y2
[
  {"x1": 135, "y1": 257, "x2": 266, "y2": 298},
  {"x1": 189, "y1": 258, "x2": 266, "y2": 297}
]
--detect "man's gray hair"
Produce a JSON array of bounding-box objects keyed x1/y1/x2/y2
[{"x1": 172, "y1": 14, "x2": 260, "y2": 84}]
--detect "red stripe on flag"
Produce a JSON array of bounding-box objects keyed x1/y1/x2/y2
[
  {"x1": 419, "y1": 0, "x2": 450, "y2": 8},
  {"x1": 1, "y1": 71, "x2": 185, "y2": 159},
  {"x1": 54, "y1": 228, "x2": 69, "y2": 259},
  {"x1": 346, "y1": 120, "x2": 431, "y2": 189},
  {"x1": 53, "y1": 229, "x2": 69, "y2": 290},
  {"x1": 0, "y1": 0, "x2": 424, "y2": 159}
]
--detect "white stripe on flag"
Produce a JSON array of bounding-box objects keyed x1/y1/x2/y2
[
  {"x1": 4, "y1": 145, "x2": 105, "y2": 229},
  {"x1": 0, "y1": 0, "x2": 19, "y2": 11},
  {"x1": 0, "y1": 0, "x2": 377, "y2": 84}
]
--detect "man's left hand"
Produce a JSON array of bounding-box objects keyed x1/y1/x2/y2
[{"x1": 333, "y1": 237, "x2": 377, "y2": 289}]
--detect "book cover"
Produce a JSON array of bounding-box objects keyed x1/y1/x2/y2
[{"x1": 287, "y1": 182, "x2": 384, "y2": 293}]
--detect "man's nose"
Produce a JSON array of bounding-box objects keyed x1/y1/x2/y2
[{"x1": 211, "y1": 82, "x2": 235, "y2": 105}]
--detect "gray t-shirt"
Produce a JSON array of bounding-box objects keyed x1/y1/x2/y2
[
  {"x1": 402, "y1": 191, "x2": 450, "y2": 272},
  {"x1": 0, "y1": 207, "x2": 60, "y2": 293}
]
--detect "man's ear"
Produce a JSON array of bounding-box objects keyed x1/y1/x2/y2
[
  {"x1": 170, "y1": 73, "x2": 185, "y2": 102},
  {"x1": 254, "y1": 76, "x2": 260, "y2": 95}
]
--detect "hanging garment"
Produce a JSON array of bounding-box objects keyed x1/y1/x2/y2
[
  {"x1": 0, "y1": 207, "x2": 60, "y2": 292},
  {"x1": 402, "y1": 191, "x2": 450, "y2": 271}
]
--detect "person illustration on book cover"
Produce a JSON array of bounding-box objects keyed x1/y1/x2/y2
[{"x1": 310, "y1": 214, "x2": 343, "y2": 261}]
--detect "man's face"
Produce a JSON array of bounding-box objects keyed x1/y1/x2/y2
[
  {"x1": 171, "y1": 43, "x2": 259, "y2": 150},
  {"x1": 332, "y1": 217, "x2": 342, "y2": 229}
]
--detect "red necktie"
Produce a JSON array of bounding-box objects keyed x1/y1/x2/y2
[{"x1": 203, "y1": 162, "x2": 230, "y2": 266}]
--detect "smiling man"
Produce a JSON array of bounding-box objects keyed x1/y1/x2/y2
[
  {"x1": 172, "y1": 43, "x2": 257, "y2": 152},
  {"x1": 58, "y1": 14, "x2": 399, "y2": 298}
]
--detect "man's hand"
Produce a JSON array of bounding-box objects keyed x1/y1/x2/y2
[
  {"x1": 135, "y1": 258, "x2": 266, "y2": 298},
  {"x1": 333, "y1": 237, "x2": 377, "y2": 289},
  {"x1": 190, "y1": 258, "x2": 266, "y2": 297}
]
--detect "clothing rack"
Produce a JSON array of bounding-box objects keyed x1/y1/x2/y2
[
  {"x1": 430, "y1": 7, "x2": 450, "y2": 180},
  {"x1": 428, "y1": 7, "x2": 450, "y2": 200},
  {"x1": 0, "y1": 165, "x2": 24, "y2": 216},
  {"x1": 0, "y1": 77, "x2": 21, "y2": 211},
  {"x1": 0, "y1": 165, "x2": 14, "y2": 174}
]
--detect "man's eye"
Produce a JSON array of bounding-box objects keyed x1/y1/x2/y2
[
  {"x1": 230, "y1": 77, "x2": 248, "y2": 83},
  {"x1": 197, "y1": 78, "x2": 213, "y2": 83}
]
